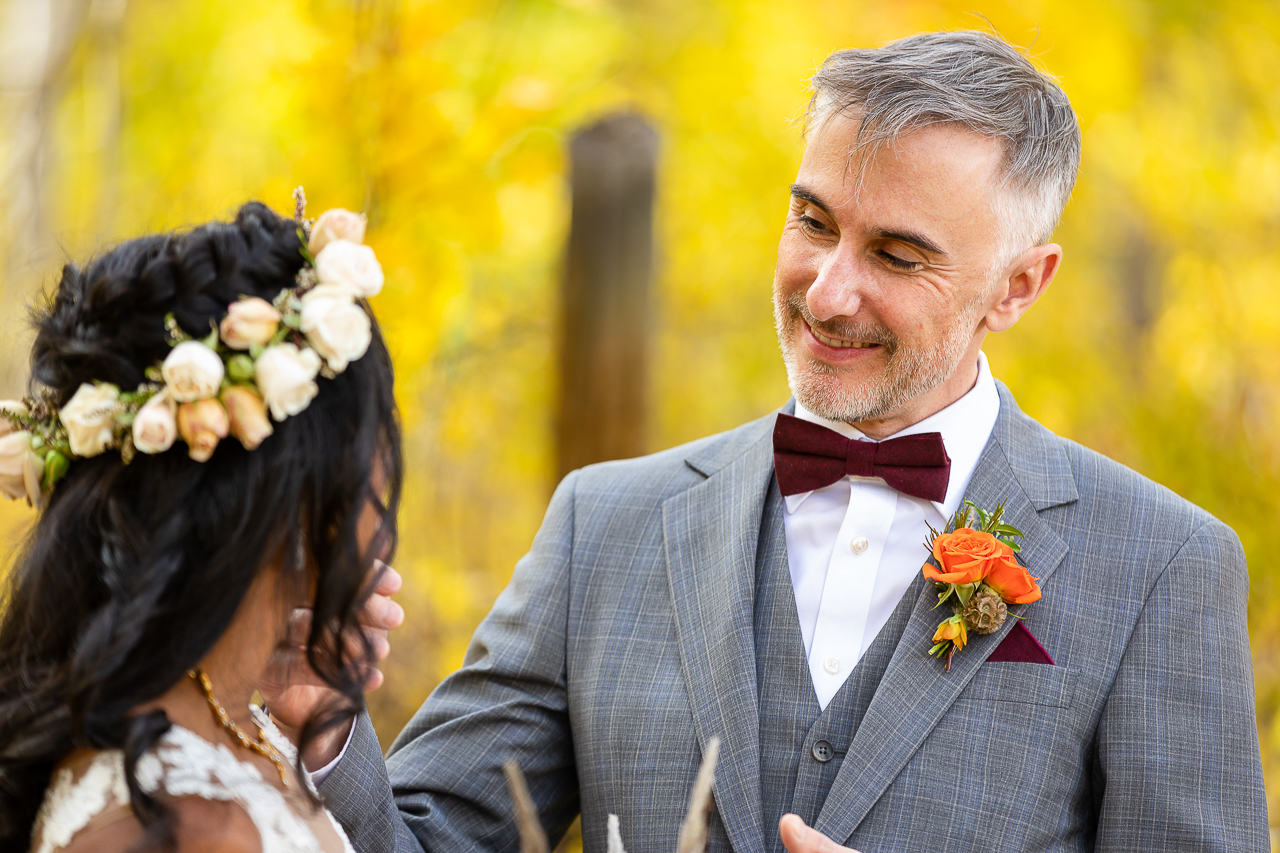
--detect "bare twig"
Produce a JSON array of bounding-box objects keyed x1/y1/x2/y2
[
  {"x1": 293, "y1": 186, "x2": 308, "y2": 222},
  {"x1": 503, "y1": 760, "x2": 550, "y2": 853},
  {"x1": 675, "y1": 736, "x2": 721, "y2": 853}
]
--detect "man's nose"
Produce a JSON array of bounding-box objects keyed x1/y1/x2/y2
[{"x1": 806, "y1": 242, "x2": 865, "y2": 321}]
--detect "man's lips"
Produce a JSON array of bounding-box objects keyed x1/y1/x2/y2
[{"x1": 805, "y1": 320, "x2": 881, "y2": 350}]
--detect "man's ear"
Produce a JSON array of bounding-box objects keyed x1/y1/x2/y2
[{"x1": 985, "y1": 243, "x2": 1062, "y2": 333}]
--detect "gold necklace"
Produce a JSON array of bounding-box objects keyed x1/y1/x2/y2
[{"x1": 188, "y1": 669, "x2": 289, "y2": 786}]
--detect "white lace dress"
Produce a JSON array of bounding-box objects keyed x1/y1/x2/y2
[{"x1": 30, "y1": 708, "x2": 354, "y2": 853}]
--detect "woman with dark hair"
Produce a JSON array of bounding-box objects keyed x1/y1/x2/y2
[{"x1": 0, "y1": 198, "x2": 405, "y2": 852}]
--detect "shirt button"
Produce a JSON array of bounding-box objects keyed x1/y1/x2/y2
[
  {"x1": 823, "y1": 657, "x2": 840, "y2": 675},
  {"x1": 850, "y1": 536, "x2": 869, "y2": 555},
  {"x1": 812, "y1": 740, "x2": 834, "y2": 762}
]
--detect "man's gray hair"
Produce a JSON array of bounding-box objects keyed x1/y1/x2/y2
[{"x1": 809, "y1": 30, "x2": 1081, "y2": 254}]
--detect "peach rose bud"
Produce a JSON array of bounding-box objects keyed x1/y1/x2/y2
[
  {"x1": 132, "y1": 389, "x2": 178, "y2": 455},
  {"x1": 177, "y1": 398, "x2": 229, "y2": 462},
  {"x1": 308, "y1": 208, "x2": 367, "y2": 255},
  {"x1": 221, "y1": 386, "x2": 273, "y2": 450},
  {"x1": 219, "y1": 298, "x2": 281, "y2": 350}
]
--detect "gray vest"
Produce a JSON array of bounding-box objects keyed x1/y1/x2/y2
[{"x1": 754, "y1": 483, "x2": 922, "y2": 853}]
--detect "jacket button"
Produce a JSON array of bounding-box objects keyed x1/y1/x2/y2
[{"x1": 812, "y1": 740, "x2": 834, "y2": 762}]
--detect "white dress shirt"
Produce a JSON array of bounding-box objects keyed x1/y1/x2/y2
[{"x1": 785, "y1": 352, "x2": 1001, "y2": 708}]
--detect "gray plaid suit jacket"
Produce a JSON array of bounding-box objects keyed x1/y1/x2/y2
[{"x1": 322, "y1": 382, "x2": 1268, "y2": 852}]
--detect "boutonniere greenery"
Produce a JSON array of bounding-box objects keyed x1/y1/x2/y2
[{"x1": 922, "y1": 500, "x2": 1042, "y2": 671}]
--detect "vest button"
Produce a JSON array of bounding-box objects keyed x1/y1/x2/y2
[{"x1": 812, "y1": 740, "x2": 834, "y2": 763}]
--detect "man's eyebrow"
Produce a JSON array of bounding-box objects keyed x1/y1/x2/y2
[
  {"x1": 790, "y1": 183, "x2": 948, "y2": 258},
  {"x1": 789, "y1": 183, "x2": 830, "y2": 213},
  {"x1": 873, "y1": 228, "x2": 947, "y2": 257}
]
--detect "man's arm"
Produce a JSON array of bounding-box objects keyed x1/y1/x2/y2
[
  {"x1": 1093, "y1": 519, "x2": 1268, "y2": 850},
  {"x1": 322, "y1": 470, "x2": 583, "y2": 853}
]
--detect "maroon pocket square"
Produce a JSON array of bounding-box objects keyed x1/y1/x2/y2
[{"x1": 986, "y1": 621, "x2": 1054, "y2": 665}]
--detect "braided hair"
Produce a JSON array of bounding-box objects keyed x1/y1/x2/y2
[{"x1": 0, "y1": 201, "x2": 403, "y2": 850}]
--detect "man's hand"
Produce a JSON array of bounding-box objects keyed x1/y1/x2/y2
[
  {"x1": 779, "y1": 815, "x2": 863, "y2": 853},
  {"x1": 259, "y1": 561, "x2": 404, "y2": 770}
]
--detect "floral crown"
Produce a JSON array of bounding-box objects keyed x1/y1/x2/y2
[{"x1": 0, "y1": 190, "x2": 382, "y2": 508}]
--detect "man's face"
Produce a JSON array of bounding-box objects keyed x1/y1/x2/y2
[{"x1": 773, "y1": 114, "x2": 1012, "y2": 433}]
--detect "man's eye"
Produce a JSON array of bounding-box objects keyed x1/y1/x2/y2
[
  {"x1": 878, "y1": 250, "x2": 920, "y2": 271},
  {"x1": 798, "y1": 215, "x2": 830, "y2": 235}
]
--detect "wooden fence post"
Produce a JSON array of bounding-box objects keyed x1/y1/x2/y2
[{"x1": 555, "y1": 113, "x2": 659, "y2": 482}]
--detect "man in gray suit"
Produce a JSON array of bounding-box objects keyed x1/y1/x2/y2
[{"x1": 287, "y1": 30, "x2": 1269, "y2": 853}]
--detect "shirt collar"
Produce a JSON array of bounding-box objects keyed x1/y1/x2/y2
[{"x1": 786, "y1": 351, "x2": 1001, "y2": 518}]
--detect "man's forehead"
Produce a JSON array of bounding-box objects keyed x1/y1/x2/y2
[
  {"x1": 794, "y1": 116, "x2": 1007, "y2": 255},
  {"x1": 801, "y1": 116, "x2": 1003, "y2": 182}
]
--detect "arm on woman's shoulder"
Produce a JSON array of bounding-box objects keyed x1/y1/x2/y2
[
  {"x1": 57, "y1": 797, "x2": 263, "y2": 853},
  {"x1": 322, "y1": 470, "x2": 586, "y2": 853}
]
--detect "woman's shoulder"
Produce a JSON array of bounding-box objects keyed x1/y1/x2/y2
[
  {"x1": 31, "y1": 725, "x2": 274, "y2": 853},
  {"x1": 56, "y1": 796, "x2": 263, "y2": 853}
]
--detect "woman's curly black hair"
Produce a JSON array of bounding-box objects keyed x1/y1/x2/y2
[{"x1": 0, "y1": 201, "x2": 403, "y2": 850}]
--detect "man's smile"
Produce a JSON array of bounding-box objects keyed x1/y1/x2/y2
[
  {"x1": 807, "y1": 322, "x2": 879, "y2": 349},
  {"x1": 804, "y1": 318, "x2": 882, "y2": 351}
]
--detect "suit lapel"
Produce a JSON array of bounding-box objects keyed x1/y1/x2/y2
[
  {"x1": 814, "y1": 383, "x2": 1077, "y2": 843},
  {"x1": 663, "y1": 425, "x2": 776, "y2": 853}
]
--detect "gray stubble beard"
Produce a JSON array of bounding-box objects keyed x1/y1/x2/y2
[{"x1": 772, "y1": 289, "x2": 983, "y2": 425}]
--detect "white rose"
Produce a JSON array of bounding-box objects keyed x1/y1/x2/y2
[
  {"x1": 0, "y1": 431, "x2": 44, "y2": 505},
  {"x1": 308, "y1": 208, "x2": 367, "y2": 255},
  {"x1": 0, "y1": 400, "x2": 29, "y2": 438},
  {"x1": 254, "y1": 343, "x2": 322, "y2": 421},
  {"x1": 132, "y1": 389, "x2": 178, "y2": 455},
  {"x1": 314, "y1": 240, "x2": 384, "y2": 298},
  {"x1": 300, "y1": 285, "x2": 373, "y2": 372},
  {"x1": 162, "y1": 340, "x2": 225, "y2": 402},
  {"x1": 219, "y1": 298, "x2": 281, "y2": 350},
  {"x1": 59, "y1": 382, "x2": 120, "y2": 457}
]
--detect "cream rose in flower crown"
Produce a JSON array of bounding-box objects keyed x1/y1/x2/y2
[{"x1": 0, "y1": 194, "x2": 383, "y2": 505}]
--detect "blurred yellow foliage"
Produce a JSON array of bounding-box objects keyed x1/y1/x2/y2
[{"x1": 3, "y1": 0, "x2": 1280, "y2": 834}]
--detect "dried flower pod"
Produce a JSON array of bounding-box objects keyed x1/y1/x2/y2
[{"x1": 962, "y1": 584, "x2": 1008, "y2": 635}]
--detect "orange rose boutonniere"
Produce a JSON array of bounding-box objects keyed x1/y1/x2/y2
[{"x1": 924, "y1": 500, "x2": 1041, "y2": 671}]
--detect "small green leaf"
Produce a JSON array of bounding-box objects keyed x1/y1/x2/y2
[
  {"x1": 955, "y1": 583, "x2": 976, "y2": 606},
  {"x1": 297, "y1": 227, "x2": 317, "y2": 266}
]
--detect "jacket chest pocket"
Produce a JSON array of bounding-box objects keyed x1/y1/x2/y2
[{"x1": 954, "y1": 662, "x2": 1079, "y2": 708}]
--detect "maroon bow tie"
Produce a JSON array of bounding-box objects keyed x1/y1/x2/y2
[{"x1": 772, "y1": 413, "x2": 952, "y2": 502}]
